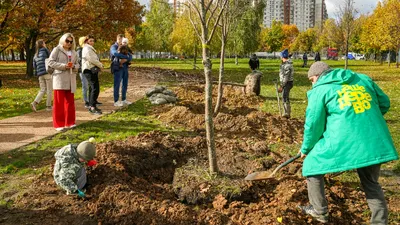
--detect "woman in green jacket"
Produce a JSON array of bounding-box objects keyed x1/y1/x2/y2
[{"x1": 297, "y1": 62, "x2": 398, "y2": 224}]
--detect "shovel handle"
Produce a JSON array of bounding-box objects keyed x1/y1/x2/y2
[{"x1": 268, "y1": 153, "x2": 301, "y2": 178}]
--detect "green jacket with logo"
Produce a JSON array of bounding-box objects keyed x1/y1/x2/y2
[{"x1": 300, "y1": 69, "x2": 398, "y2": 177}]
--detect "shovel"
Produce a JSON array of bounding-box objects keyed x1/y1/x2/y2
[{"x1": 245, "y1": 153, "x2": 301, "y2": 181}]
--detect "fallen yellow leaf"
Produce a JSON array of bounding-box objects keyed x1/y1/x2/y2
[{"x1": 277, "y1": 217, "x2": 283, "y2": 223}]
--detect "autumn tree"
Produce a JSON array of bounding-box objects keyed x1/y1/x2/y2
[
  {"x1": 262, "y1": 20, "x2": 284, "y2": 58},
  {"x1": 282, "y1": 24, "x2": 299, "y2": 50},
  {"x1": 186, "y1": 0, "x2": 228, "y2": 174},
  {"x1": 135, "y1": 23, "x2": 152, "y2": 58},
  {"x1": 2, "y1": 0, "x2": 144, "y2": 76},
  {"x1": 170, "y1": 11, "x2": 200, "y2": 67},
  {"x1": 146, "y1": 0, "x2": 174, "y2": 56},
  {"x1": 0, "y1": 0, "x2": 21, "y2": 54},
  {"x1": 336, "y1": 0, "x2": 358, "y2": 69},
  {"x1": 227, "y1": 2, "x2": 264, "y2": 64},
  {"x1": 314, "y1": 19, "x2": 341, "y2": 52},
  {"x1": 373, "y1": 0, "x2": 400, "y2": 67},
  {"x1": 291, "y1": 28, "x2": 317, "y2": 53}
]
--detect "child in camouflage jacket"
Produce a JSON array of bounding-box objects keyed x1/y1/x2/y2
[{"x1": 53, "y1": 138, "x2": 97, "y2": 197}]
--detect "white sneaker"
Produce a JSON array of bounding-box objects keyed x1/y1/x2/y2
[
  {"x1": 114, "y1": 101, "x2": 123, "y2": 107},
  {"x1": 67, "y1": 124, "x2": 76, "y2": 128},
  {"x1": 46, "y1": 106, "x2": 53, "y2": 111},
  {"x1": 122, "y1": 100, "x2": 132, "y2": 105},
  {"x1": 55, "y1": 127, "x2": 65, "y2": 131},
  {"x1": 31, "y1": 102, "x2": 37, "y2": 112}
]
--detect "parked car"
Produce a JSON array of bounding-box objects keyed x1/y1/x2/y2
[
  {"x1": 342, "y1": 52, "x2": 355, "y2": 60},
  {"x1": 354, "y1": 53, "x2": 365, "y2": 60},
  {"x1": 342, "y1": 52, "x2": 364, "y2": 60}
]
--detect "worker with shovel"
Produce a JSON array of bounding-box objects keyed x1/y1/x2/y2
[
  {"x1": 297, "y1": 62, "x2": 399, "y2": 224},
  {"x1": 53, "y1": 138, "x2": 98, "y2": 198},
  {"x1": 278, "y1": 49, "x2": 294, "y2": 118}
]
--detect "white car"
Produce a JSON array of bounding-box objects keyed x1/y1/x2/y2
[{"x1": 354, "y1": 53, "x2": 365, "y2": 60}]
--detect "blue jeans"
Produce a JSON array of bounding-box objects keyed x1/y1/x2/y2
[
  {"x1": 79, "y1": 72, "x2": 89, "y2": 103},
  {"x1": 113, "y1": 68, "x2": 129, "y2": 102}
]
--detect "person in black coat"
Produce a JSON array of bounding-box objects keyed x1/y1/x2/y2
[
  {"x1": 302, "y1": 52, "x2": 308, "y2": 67},
  {"x1": 315, "y1": 52, "x2": 321, "y2": 62},
  {"x1": 249, "y1": 54, "x2": 260, "y2": 71}
]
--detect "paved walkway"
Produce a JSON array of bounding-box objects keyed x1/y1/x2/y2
[{"x1": 0, "y1": 71, "x2": 156, "y2": 153}]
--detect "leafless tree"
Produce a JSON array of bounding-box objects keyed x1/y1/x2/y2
[
  {"x1": 186, "y1": 0, "x2": 228, "y2": 174},
  {"x1": 336, "y1": 0, "x2": 358, "y2": 69}
]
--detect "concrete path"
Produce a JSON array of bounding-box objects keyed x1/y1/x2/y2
[{"x1": 0, "y1": 71, "x2": 156, "y2": 153}]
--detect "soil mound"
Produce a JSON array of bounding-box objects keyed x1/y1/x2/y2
[
  {"x1": 5, "y1": 83, "x2": 398, "y2": 225},
  {"x1": 154, "y1": 85, "x2": 304, "y2": 144}
]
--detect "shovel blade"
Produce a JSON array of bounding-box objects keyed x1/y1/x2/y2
[{"x1": 244, "y1": 171, "x2": 272, "y2": 181}]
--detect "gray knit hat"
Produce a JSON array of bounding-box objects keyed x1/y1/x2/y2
[
  {"x1": 77, "y1": 141, "x2": 96, "y2": 160},
  {"x1": 308, "y1": 61, "x2": 330, "y2": 78}
]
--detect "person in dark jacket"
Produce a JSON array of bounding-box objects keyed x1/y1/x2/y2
[
  {"x1": 112, "y1": 45, "x2": 132, "y2": 107},
  {"x1": 32, "y1": 39, "x2": 52, "y2": 112},
  {"x1": 249, "y1": 54, "x2": 260, "y2": 71},
  {"x1": 314, "y1": 52, "x2": 321, "y2": 61},
  {"x1": 278, "y1": 49, "x2": 294, "y2": 118},
  {"x1": 302, "y1": 52, "x2": 308, "y2": 68}
]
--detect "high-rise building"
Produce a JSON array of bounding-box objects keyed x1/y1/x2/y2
[
  {"x1": 263, "y1": 0, "x2": 327, "y2": 31},
  {"x1": 173, "y1": 0, "x2": 187, "y2": 17}
]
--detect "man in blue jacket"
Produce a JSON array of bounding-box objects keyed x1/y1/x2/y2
[{"x1": 298, "y1": 62, "x2": 398, "y2": 224}]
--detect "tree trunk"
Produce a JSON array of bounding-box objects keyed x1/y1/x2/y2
[
  {"x1": 202, "y1": 45, "x2": 218, "y2": 174},
  {"x1": 344, "y1": 39, "x2": 349, "y2": 69},
  {"x1": 214, "y1": 41, "x2": 226, "y2": 115},
  {"x1": 11, "y1": 49, "x2": 15, "y2": 61},
  {"x1": 235, "y1": 54, "x2": 238, "y2": 65},
  {"x1": 19, "y1": 47, "x2": 25, "y2": 61},
  {"x1": 397, "y1": 48, "x2": 399, "y2": 68},
  {"x1": 25, "y1": 32, "x2": 38, "y2": 77},
  {"x1": 193, "y1": 46, "x2": 197, "y2": 70},
  {"x1": 388, "y1": 51, "x2": 391, "y2": 67}
]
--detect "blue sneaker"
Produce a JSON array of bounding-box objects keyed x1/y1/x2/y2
[{"x1": 298, "y1": 205, "x2": 329, "y2": 223}]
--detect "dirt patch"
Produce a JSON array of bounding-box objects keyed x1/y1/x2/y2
[
  {"x1": 153, "y1": 85, "x2": 304, "y2": 144},
  {"x1": 3, "y1": 78, "x2": 400, "y2": 224}
]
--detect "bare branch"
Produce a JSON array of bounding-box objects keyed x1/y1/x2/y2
[
  {"x1": 207, "y1": 0, "x2": 228, "y2": 43},
  {"x1": 186, "y1": 2, "x2": 203, "y2": 41}
]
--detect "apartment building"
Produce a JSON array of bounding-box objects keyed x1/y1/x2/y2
[
  {"x1": 263, "y1": 0, "x2": 327, "y2": 31},
  {"x1": 172, "y1": 0, "x2": 187, "y2": 16}
]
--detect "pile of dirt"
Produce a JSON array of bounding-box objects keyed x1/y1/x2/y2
[
  {"x1": 4, "y1": 82, "x2": 398, "y2": 224},
  {"x1": 136, "y1": 67, "x2": 204, "y2": 83},
  {"x1": 153, "y1": 85, "x2": 304, "y2": 144},
  {"x1": 10, "y1": 131, "x2": 376, "y2": 225}
]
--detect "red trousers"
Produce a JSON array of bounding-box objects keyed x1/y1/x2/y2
[{"x1": 53, "y1": 90, "x2": 76, "y2": 128}]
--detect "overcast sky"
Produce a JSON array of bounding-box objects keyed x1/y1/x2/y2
[
  {"x1": 325, "y1": 0, "x2": 380, "y2": 18},
  {"x1": 137, "y1": 0, "x2": 380, "y2": 18}
]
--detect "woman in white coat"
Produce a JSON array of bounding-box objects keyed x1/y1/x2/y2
[{"x1": 48, "y1": 33, "x2": 79, "y2": 131}]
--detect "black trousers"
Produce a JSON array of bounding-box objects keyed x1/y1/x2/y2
[
  {"x1": 83, "y1": 70, "x2": 100, "y2": 108},
  {"x1": 282, "y1": 81, "x2": 293, "y2": 103}
]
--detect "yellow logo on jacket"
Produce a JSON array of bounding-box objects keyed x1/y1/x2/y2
[{"x1": 337, "y1": 84, "x2": 372, "y2": 114}]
